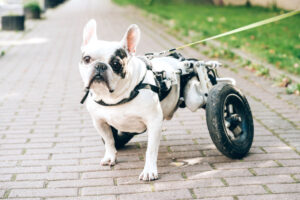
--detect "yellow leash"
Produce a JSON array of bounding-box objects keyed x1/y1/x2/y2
[{"x1": 145, "y1": 9, "x2": 300, "y2": 57}]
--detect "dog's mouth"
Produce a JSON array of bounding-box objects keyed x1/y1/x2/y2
[
  {"x1": 88, "y1": 74, "x2": 114, "y2": 93},
  {"x1": 93, "y1": 74, "x2": 103, "y2": 82}
]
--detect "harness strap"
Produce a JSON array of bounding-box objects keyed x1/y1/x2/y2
[{"x1": 93, "y1": 57, "x2": 160, "y2": 106}]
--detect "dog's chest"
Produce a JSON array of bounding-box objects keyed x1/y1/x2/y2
[
  {"x1": 87, "y1": 101, "x2": 147, "y2": 133},
  {"x1": 108, "y1": 114, "x2": 146, "y2": 133}
]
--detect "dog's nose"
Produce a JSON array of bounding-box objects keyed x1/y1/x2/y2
[{"x1": 95, "y1": 62, "x2": 108, "y2": 73}]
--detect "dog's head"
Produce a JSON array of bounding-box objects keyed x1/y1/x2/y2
[{"x1": 79, "y1": 19, "x2": 140, "y2": 94}]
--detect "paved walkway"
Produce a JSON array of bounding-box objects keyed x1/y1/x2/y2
[{"x1": 0, "y1": 0, "x2": 300, "y2": 199}]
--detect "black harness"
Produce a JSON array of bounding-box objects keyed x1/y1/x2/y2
[{"x1": 80, "y1": 57, "x2": 167, "y2": 106}]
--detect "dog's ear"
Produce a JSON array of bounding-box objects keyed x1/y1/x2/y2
[
  {"x1": 82, "y1": 19, "x2": 97, "y2": 47},
  {"x1": 121, "y1": 24, "x2": 140, "y2": 55}
]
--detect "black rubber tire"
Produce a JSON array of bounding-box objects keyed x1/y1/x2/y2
[
  {"x1": 102, "y1": 127, "x2": 134, "y2": 149},
  {"x1": 206, "y1": 83, "x2": 254, "y2": 159}
]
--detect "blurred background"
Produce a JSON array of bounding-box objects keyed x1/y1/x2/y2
[{"x1": 0, "y1": 0, "x2": 299, "y2": 93}]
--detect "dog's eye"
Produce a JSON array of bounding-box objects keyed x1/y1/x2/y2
[
  {"x1": 83, "y1": 56, "x2": 91, "y2": 64},
  {"x1": 110, "y1": 59, "x2": 122, "y2": 71}
]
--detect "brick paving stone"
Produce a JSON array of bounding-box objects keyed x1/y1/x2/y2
[
  {"x1": 16, "y1": 172, "x2": 79, "y2": 181},
  {"x1": 82, "y1": 184, "x2": 152, "y2": 195},
  {"x1": 194, "y1": 185, "x2": 267, "y2": 198},
  {"x1": 267, "y1": 183, "x2": 300, "y2": 193},
  {"x1": 186, "y1": 168, "x2": 253, "y2": 179},
  {"x1": 21, "y1": 159, "x2": 79, "y2": 166},
  {"x1": 0, "y1": 0, "x2": 300, "y2": 199},
  {"x1": 277, "y1": 159, "x2": 300, "y2": 167},
  {"x1": 4, "y1": 198, "x2": 42, "y2": 200},
  {"x1": 119, "y1": 189, "x2": 192, "y2": 200},
  {"x1": 225, "y1": 175, "x2": 294, "y2": 185},
  {"x1": 213, "y1": 160, "x2": 278, "y2": 169},
  {"x1": 45, "y1": 196, "x2": 116, "y2": 200},
  {"x1": 253, "y1": 166, "x2": 300, "y2": 175},
  {"x1": 154, "y1": 178, "x2": 224, "y2": 191},
  {"x1": 82, "y1": 169, "x2": 142, "y2": 179},
  {"x1": 197, "y1": 197, "x2": 234, "y2": 200},
  {"x1": 50, "y1": 164, "x2": 110, "y2": 173},
  {"x1": 0, "y1": 181, "x2": 44, "y2": 189},
  {"x1": 0, "y1": 166, "x2": 47, "y2": 174},
  {"x1": 47, "y1": 178, "x2": 114, "y2": 188},
  {"x1": 9, "y1": 188, "x2": 78, "y2": 198},
  {"x1": 0, "y1": 174, "x2": 12, "y2": 181},
  {"x1": 0, "y1": 190, "x2": 5, "y2": 198},
  {"x1": 117, "y1": 173, "x2": 184, "y2": 185},
  {"x1": 238, "y1": 193, "x2": 300, "y2": 200}
]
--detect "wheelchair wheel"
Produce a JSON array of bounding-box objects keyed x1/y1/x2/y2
[{"x1": 206, "y1": 83, "x2": 254, "y2": 159}]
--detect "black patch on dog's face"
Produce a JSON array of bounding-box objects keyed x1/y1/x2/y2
[{"x1": 109, "y1": 48, "x2": 127, "y2": 78}]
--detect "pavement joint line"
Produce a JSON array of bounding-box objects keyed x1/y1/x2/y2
[
  {"x1": 248, "y1": 168, "x2": 257, "y2": 176},
  {"x1": 113, "y1": 178, "x2": 118, "y2": 186},
  {"x1": 248, "y1": 92, "x2": 300, "y2": 153},
  {"x1": 78, "y1": 187, "x2": 82, "y2": 197},
  {"x1": 254, "y1": 116, "x2": 300, "y2": 156},
  {"x1": 259, "y1": 99, "x2": 300, "y2": 130},
  {"x1": 16, "y1": 161, "x2": 21, "y2": 166},
  {"x1": 162, "y1": 135, "x2": 167, "y2": 141},
  {"x1": 44, "y1": 180, "x2": 49, "y2": 188},
  {"x1": 11, "y1": 174, "x2": 16, "y2": 181},
  {"x1": 259, "y1": 146, "x2": 267, "y2": 154},
  {"x1": 262, "y1": 184, "x2": 273, "y2": 194},
  {"x1": 188, "y1": 188, "x2": 197, "y2": 199},
  {"x1": 241, "y1": 72, "x2": 300, "y2": 111},
  {"x1": 3, "y1": 189, "x2": 11, "y2": 199},
  {"x1": 291, "y1": 174, "x2": 300, "y2": 183},
  {"x1": 199, "y1": 150, "x2": 206, "y2": 157},
  {"x1": 208, "y1": 163, "x2": 216, "y2": 169},
  {"x1": 276, "y1": 95, "x2": 300, "y2": 112},
  {"x1": 47, "y1": 166, "x2": 52, "y2": 173},
  {"x1": 233, "y1": 195, "x2": 239, "y2": 200},
  {"x1": 220, "y1": 177, "x2": 229, "y2": 186},
  {"x1": 150, "y1": 183, "x2": 155, "y2": 192},
  {"x1": 274, "y1": 160, "x2": 284, "y2": 167},
  {"x1": 138, "y1": 154, "x2": 144, "y2": 161},
  {"x1": 243, "y1": 85, "x2": 299, "y2": 129},
  {"x1": 192, "y1": 139, "x2": 198, "y2": 145},
  {"x1": 181, "y1": 172, "x2": 187, "y2": 179},
  {"x1": 21, "y1": 149, "x2": 26, "y2": 155}
]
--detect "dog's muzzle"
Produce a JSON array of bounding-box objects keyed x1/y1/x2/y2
[
  {"x1": 93, "y1": 62, "x2": 107, "y2": 80},
  {"x1": 89, "y1": 62, "x2": 114, "y2": 93}
]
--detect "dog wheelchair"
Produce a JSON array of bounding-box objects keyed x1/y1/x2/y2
[{"x1": 111, "y1": 53, "x2": 254, "y2": 159}]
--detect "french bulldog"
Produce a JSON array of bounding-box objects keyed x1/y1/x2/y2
[{"x1": 79, "y1": 19, "x2": 184, "y2": 181}]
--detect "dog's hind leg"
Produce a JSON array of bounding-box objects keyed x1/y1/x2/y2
[
  {"x1": 139, "y1": 113, "x2": 163, "y2": 181},
  {"x1": 93, "y1": 119, "x2": 117, "y2": 166}
]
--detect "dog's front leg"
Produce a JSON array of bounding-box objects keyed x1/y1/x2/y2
[
  {"x1": 93, "y1": 119, "x2": 117, "y2": 166},
  {"x1": 139, "y1": 116, "x2": 163, "y2": 181}
]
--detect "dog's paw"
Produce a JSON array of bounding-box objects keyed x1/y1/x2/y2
[
  {"x1": 100, "y1": 157, "x2": 116, "y2": 166},
  {"x1": 100, "y1": 153, "x2": 116, "y2": 166},
  {"x1": 139, "y1": 168, "x2": 158, "y2": 181}
]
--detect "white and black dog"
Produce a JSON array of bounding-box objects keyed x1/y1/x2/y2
[{"x1": 79, "y1": 19, "x2": 201, "y2": 181}]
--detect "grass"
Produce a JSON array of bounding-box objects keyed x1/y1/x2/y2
[{"x1": 113, "y1": 0, "x2": 300, "y2": 75}]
